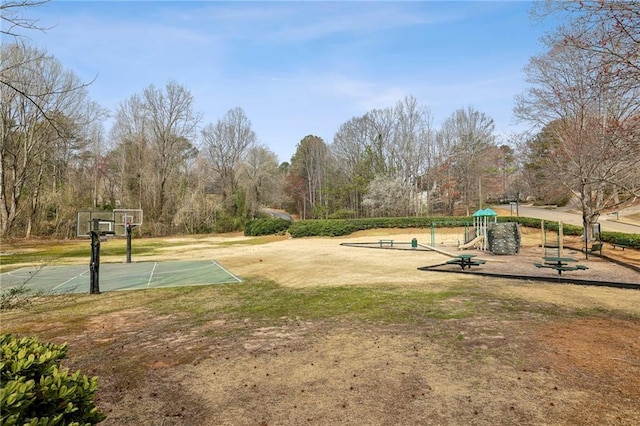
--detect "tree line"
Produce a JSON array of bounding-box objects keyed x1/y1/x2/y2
[
  {"x1": 518, "y1": 1, "x2": 640, "y2": 235},
  {"x1": 1, "y1": 1, "x2": 638, "y2": 239}
]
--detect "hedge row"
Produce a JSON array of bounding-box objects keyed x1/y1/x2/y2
[
  {"x1": 244, "y1": 218, "x2": 291, "y2": 236},
  {"x1": 287, "y1": 216, "x2": 475, "y2": 238},
  {"x1": 599, "y1": 232, "x2": 640, "y2": 249},
  {"x1": 283, "y1": 216, "x2": 637, "y2": 247}
]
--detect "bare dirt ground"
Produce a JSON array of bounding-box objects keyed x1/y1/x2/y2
[{"x1": 2, "y1": 229, "x2": 640, "y2": 425}]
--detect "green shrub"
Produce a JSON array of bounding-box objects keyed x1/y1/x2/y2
[
  {"x1": 328, "y1": 209, "x2": 357, "y2": 219},
  {"x1": 288, "y1": 219, "x2": 357, "y2": 237},
  {"x1": 498, "y1": 216, "x2": 583, "y2": 236},
  {"x1": 288, "y1": 216, "x2": 474, "y2": 238},
  {"x1": 601, "y1": 232, "x2": 640, "y2": 249},
  {"x1": 498, "y1": 216, "x2": 541, "y2": 229},
  {"x1": 213, "y1": 215, "x2": 240, "y2": 233},
  {"x1": 244, "y1": 218, "x2": 291, "y2": 236},
  {"x1": 0, "y1": 334, "x2": 106, "y2": 425}
]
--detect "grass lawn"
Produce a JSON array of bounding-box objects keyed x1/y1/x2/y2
[{"x1": 2, "y1": 234, "x2": 639, "y2": 425}]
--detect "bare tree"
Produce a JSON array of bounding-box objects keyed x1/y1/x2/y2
[
  {"x1": 202, "y1": 107, "x2": 257, "y2": 212},
  {"x1": 0, "y1": 2, "x2": 102, "y2": 238},
  {"x1": 331, "y1": 115, "x2": 377, "y2": 216},
  {"x1": 430, "y1": 127, "x2": 458, "y2": 215},
  {"x1": 109, "y1": 93, "x2": 148, "y2": 209},
  {"x1": 365, "y1": 108, "x2": 395, "y2": 175},
  {"x1": 142, "y1": 82, "x2": 200, "y2": 225},
  {"x1": 389, "y1": 95, "x2": 435, "y2": 215},
  {"x1": 439, "y1": 107, "x2": 497, "y2": 215},
  {"x1": 45, "y1": 115, "x2": 108, "y2": 237},
  {"x1": 1, "y1": 43, "x2": 103, "y2": 237},
  {"x1": 535, "y1": 1, "x2": 639, "y2": 91},
  {"x1": 240, "y1": 145, "x2": 284, "y2": 216},
  {"x1": 289, "y1": 135, "x2": 330, "y2": 219},
  {"x1": 515, "y1": 26, "x2": 640, "y2": 239},
  {"x1": 1, "y1": 0, "x2": 50, "y2": 38},
  {"x1": 109, "y1": 82, "x2": 200, "y2": 234},
  {"x1": 331, "y1": 97, "x2": 435, "y2": 217},
  {"x1": 1, "y1": 2, "x2": 94, "y2": 135}
]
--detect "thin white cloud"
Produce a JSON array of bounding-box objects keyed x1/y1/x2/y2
[
  {"x1": 269, "y1": 7, "x2": 429, "y2": 42},
  {"x1": 166, "y1": 2, "x2": 463, "y2": 44},
  {"x1": 27, "y1": 7, "x2": 227, "y2": 100},
  {"x1": 278, "y1": 4, "x2": 478, "y2": 45},
  {"x1": 309, "y1": 74, "x2": 407, "y2": 111},
  {"x1": 23, "y1": 0, "x2": 553, "y2": 162}
]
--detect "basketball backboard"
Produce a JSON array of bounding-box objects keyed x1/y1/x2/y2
[
  {"x1": 77, "y1": 209, "x2": 143, "y2": 237},
  {"x1": 113, "y1": 209, "x2": 143, "y2": 235},
  {"x1": 77, "y1": 210, "x2": 116, "y2": 237}
]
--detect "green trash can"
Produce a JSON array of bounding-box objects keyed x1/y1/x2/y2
[{"x1": 411, "y1": 238, "x2": 418, "y2": 249}]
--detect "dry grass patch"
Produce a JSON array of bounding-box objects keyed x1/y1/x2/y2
[{"x1": 2, "y1": 231, "x2": 640, "y2": 425}]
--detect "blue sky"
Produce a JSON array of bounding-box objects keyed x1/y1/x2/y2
[{"x1": 22, "y1": 0, "x2": 558, "y2": 162}]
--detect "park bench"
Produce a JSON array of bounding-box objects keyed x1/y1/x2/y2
[
  {"x1": 379, "y1": 239, "x2": 394, "y2": 247},
  {"x1": 589, "y1": 242, "x2": 603, "y2": 255},
  {"x1": 580, "y1": 242, "x2": 603, "y2": 256},
  {"x1": 611, "y1": 241, "x2": 630, "y2": 250}
]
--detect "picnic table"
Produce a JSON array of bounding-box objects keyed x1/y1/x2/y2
[
  {"x1": 446, "y1": 254, "x2": 486, "y2": 270},
  {"x1": 534, "y1": 257, "x2": 588, "y2": 275}
]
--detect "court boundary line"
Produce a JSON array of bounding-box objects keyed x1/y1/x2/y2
[
  {"x1": 151, "y1": 262, "x2": 223, "y2": 276},
  {"x1": 6, "y1": 269, "x2": 34, "y2": 279},
  {"x1": 211, "y1": 260, "x2": 242, "y2": 283},
  {"x1": 146, "y1": 262, "x2": 158, "y2": 288},
  {"x1": 52, "y1": 269, "x2": 88, "y2": 291}
]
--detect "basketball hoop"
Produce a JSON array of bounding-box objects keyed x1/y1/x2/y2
[{"x1": 77, "y1": 209, "x2": 143, "y2": 293}]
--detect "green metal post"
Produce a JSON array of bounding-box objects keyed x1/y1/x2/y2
[{"x1": 431, "y1": 222, "x2": 435, "y2": 247}]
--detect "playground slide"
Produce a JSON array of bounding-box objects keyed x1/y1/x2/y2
[{"x1": 458, "y1": 236, "x2": 484, "y2": 250}]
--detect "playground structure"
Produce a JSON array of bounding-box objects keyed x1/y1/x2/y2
[
  {"x1": 470, "y1": 208, "x2": 497, "y2": 251},
  {"x1": 428, "y1": 210, "x2": 497, "y2": 251},
  {"x1": 458, "y1": 235, "x2": 484, "y2": 250},
  {"x1": 462, "y1": 209, "x2": 521, "y2": 255}
]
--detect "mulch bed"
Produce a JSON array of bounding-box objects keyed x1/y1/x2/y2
[{"x1": 419, "y1": 244, "x2": 640, "y2": 289}]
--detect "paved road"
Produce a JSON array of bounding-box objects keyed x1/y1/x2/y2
[
  {"x1": 262, "y1": 208, "x2": 293, "y2": 222},
  {"x1": 498, "y1": 204, "x2": 639, "y2": 235}
]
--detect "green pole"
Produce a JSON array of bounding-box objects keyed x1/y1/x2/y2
[{"x1": 431, "y1": 222, "x2": 435, "y2": 247}]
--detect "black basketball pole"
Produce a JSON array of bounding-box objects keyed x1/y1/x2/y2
[
  {"x1": 126, "y1": 222, "x2": 132, "y2": 263},
  {"x1": 90, "y1": 230, "x2": 101, "y2": 294}
]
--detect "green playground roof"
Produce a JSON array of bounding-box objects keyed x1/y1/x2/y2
[{"x1": 473, "y1": 208, "x2": 498, "y2": 217}]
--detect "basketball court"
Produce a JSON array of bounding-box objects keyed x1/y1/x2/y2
[
  {"x1": 2, "y1": 209, "x2": 242, "y2": 295},
  {"x1": 0, "y1": 260, "x2": 242, "y2": 295}
]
